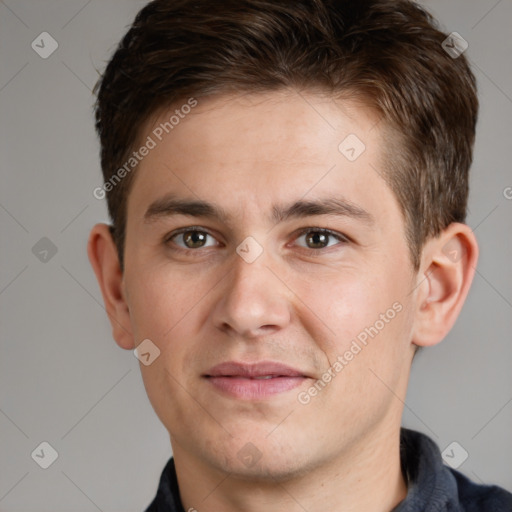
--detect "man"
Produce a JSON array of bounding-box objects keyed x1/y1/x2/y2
[{"x1": 87, "y1": 1, "x2": 512, "y2": 510}]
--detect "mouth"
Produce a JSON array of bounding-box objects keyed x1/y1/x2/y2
[{"x1": 204, "y1": 361, "x2": 310, "y2": 400}]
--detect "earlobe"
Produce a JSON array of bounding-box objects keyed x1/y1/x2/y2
[
  {"x1": 412, "y1": 223, "x2": 479, "y2": 347},
  {"x1": 87, "y1": 223, "x2": 135, "y2": 350}
]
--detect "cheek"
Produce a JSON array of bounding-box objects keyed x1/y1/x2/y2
[
  {"x1": 125, "y1": 266, "x2": 213, "y2": 388},
  {"x1": 127, "y1": 265, "x2": 200, "y2": 335},
  {"x1": 323, "y1": 269, "x2": 414, "y2": 396},
  {"x1": 303, "y1": 272, "x2": 413, "y2": 423},
  {"x1": 307, "y1": 269, "x2": 401, "y2": 356},
  {"x1": 127, "y1": 267, "x2": 210, "y2": 426}
]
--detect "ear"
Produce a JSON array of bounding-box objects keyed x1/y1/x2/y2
[
  {"x1": 411, "y1": 222, "x2": 479, "y2": 347},
  {"x1": 87, "y1": 223, "x2": 135, "y2": 350}
]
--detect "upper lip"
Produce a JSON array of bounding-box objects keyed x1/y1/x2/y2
[{"x1": 205, "y1": 361, "x2": 308, "y2": 378}]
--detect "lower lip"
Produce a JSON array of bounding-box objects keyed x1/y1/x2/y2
[{"x1": 206, "y1": 376, "x2": 307, "y2": 400}]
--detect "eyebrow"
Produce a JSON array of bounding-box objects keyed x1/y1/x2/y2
[{"x1": 144, "y1": 193, "x2": 374, "y2": 226}]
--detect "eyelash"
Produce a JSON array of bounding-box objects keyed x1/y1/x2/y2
[{"x1": 164, "y1": 226, "x2": 350, "y2": 255}]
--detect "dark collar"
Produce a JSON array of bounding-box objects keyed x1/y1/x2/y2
[{"x1": 145, "y1": 428, "x2": 512, "y2": 512}]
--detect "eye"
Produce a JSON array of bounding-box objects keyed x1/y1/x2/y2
[
  {"x1": 164, "y1": 226, "x2": 349, "y2": 254},
  {"x1": 166, "y1": 228, "x2": 219, "y2": 250},
  {"x1": 293, "y1": 228, "x2": 349, "y2": 251}
]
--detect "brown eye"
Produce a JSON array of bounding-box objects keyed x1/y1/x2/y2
[
  {"x1": 294, "y1": 228, "x2": 348, "y2": 251},
  {"x1": 168, "y1": 229, "x2": 217, "y2": 250},
  {"x1": 304, "y1": 231, "x2": 329, "y2": 249},
  {"x1": 183, "y1": 230, "x2": 207, "y2": 248}
]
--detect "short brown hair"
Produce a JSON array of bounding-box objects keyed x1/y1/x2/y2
[{"x1": 94, "y1": 0, "x2": 478, "y2": 272}]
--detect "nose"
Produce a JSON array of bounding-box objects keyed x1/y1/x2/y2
[{"x1": 212, "y1": 246, "x2": 292, "y2": 338}]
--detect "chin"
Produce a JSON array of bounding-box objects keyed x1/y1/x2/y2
[
  {"x1": 208, "y1": 460, "x2": 307, "y2": 483},
  {"x1": 205, "y1": 438, "x2": 321, "y2": 483}
]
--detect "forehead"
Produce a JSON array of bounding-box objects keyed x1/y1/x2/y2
[
  {"x1": 126, "y1": 90, "x2": 399, "y2": 228},
  {"x1": 145, "y1": 91, "x2": 379, "y2": 161}
]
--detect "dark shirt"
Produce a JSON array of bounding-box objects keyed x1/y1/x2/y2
[{"x1": 145, "y1": 427, "x2": 512, "y2": 511}]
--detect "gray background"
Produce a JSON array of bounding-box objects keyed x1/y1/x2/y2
[{"x1": 0, "y1": 0, "x2": 511, "y2": 510}]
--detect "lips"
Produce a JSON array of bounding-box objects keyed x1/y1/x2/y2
[
  {"x1": 205, "y1": 361, "x2": 309, "y2": 400},
  {"x1": 206, "y1": 361, "x2": 307, "y2": 378}
]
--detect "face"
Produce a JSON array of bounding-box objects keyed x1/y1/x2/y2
[{"x1": 122, "y1": 90, "x2": 418, "y2": 480}]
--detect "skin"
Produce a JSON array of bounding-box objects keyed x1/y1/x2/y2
[{"x1": 88, "y1": 90, "x2": 478, "y2": 512}]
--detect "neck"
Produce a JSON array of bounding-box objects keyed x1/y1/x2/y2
[{"x1": 173, "y1": 422, "x2": 408, "y2": 512}]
